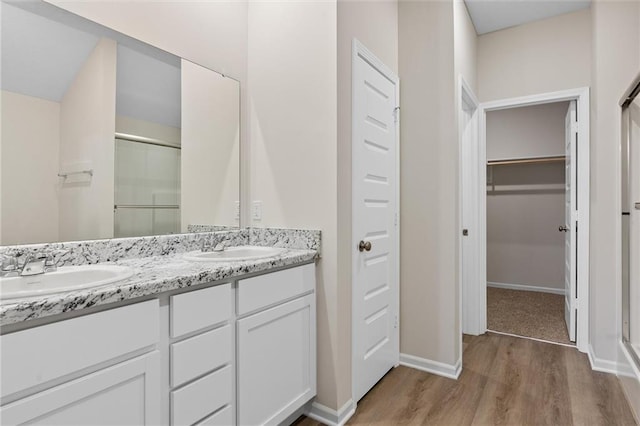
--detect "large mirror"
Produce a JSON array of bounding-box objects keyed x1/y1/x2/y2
[{"x1": 0, "y1": 0, "x2": 240, "y2": 245}]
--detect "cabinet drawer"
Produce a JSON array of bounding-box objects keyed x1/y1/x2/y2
[
  {"x1": 237, "y1": 264, "x2": 315, "y2": 315},
  {"x1": 171, "y1": 365, "x2": 232, "y2": 426},
  {"x1": 170, "y1": 284, "x2": 231, "y2": 338},
  {"x1": 170, "y1": 324, "x2": 232, "y2": 388},
  {"x1": 0, "y1": 300, "x2": 159, "y2": 398},
  {"x1": 195, "y1": 405, "x2": 233, "y2": 426}
]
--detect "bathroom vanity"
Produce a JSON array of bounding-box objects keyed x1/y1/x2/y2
[{"x1": 0, "y1": 229, "x2": 319, "y2": 426}]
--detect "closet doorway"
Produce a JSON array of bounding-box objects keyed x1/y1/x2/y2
[
  {"x1": 461, "y1": 88, "x2": 590, "y2": 353},
  {"x1": 486, "y1": 101, "x2": 574, "y2": 345}
]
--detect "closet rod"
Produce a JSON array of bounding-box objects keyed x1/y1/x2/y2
[
  {"x1": 115, "y1": 132, "x2": 181, "y2": 150},
  {"x1": 487, "y1": 155, "x2": 565, "y2": 166}
]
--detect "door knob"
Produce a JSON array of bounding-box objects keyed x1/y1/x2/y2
[
  {"x1": 358, "y1": 241, "x2": 372, "y2": 252},
  {"x1": 558, "y1": 225, "x2": 569, "y2": 232}
]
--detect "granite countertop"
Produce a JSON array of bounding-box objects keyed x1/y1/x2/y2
[{"x1": 0, "y1": 248, "x2": 317, "y2": 327}]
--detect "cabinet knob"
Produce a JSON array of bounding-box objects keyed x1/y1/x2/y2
[{"x1": 358, "y1": 241, "x2": 372, "y2": 252}]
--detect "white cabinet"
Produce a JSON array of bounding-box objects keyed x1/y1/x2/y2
[
  {"x1": 0, "y1": 262, "x2": 316, "y2": 426},
  {"x1": 168, "y1": 284, "x2": 234, "y2": 426},
  {"x1": 237, "y1": 264, "x2": 316, "y2": 426},
  {"x1": 1, "y1": 352, "x2": 160, "y2": 425},
  {"x1": 0, "y1": 300, "x2": 161, "y2": 426}
]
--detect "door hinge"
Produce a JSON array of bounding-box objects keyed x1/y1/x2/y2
[
  {"x1": 393, "y1": 106, "x2": 400, "y2": 124},
  {"x1": 394, "y1": 314, "x2": 399, "y2": 329},
  {"x1": 394, "y1": 212, "x2": 398, "y2": 228}
]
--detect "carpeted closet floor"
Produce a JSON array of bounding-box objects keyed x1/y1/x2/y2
[{"x1": 487, "y1": 287, "x2": 573, "y2": 345}]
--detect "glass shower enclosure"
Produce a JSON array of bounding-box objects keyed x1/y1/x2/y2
[
  {"x1": 621, "y1": 72, "x2": 640, "y2": 369},
  {"x1": 114, "y1": 136, "x2": 181, "y2": 238}
]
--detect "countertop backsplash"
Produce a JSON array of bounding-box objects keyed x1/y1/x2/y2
[{"x1": 0, "y1": 227, "x2": 321, "y2": 267}]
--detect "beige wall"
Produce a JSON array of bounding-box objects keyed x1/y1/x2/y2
[
  {"x1": 247, "y1": 0, "x2": 339, "y2": 408},
  {"x1": 181, "y1": 60, "x2": 240, "y2": 230},
  {"x1": 454, "y1": 0, "x2": 477, "y2": 93},
  {"x1": 486, "y1": 103, "x2": 568, "y2": 160},
  {"x1": 477, "y1": 8, "x2": 591, "y2": 102},
  {"x1": 337, "y1": 0, "x2": 398, "y2": 408},
  {"x1": 486, "y1": 104, "x2": 567, "y2": 291},
  {"x1": 1, "y1": 91, "x2": 60, "y2": 245},
  {"x1": 58, "y1": 38, "x2": 116, "y2": 241},
  {"x1": 591, "y1": 0, "x2": 640, "y2": 366},
  {"x1": 399, "y1": 0, "x2": 460, "y2": 366}
]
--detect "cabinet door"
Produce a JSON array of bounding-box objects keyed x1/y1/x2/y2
[
  {"x1": 1, "y1": 351, "x2": 160, "y2": 426},
  {"x1": 237, "y1": 294, "x2": 316, "y2": 426}
]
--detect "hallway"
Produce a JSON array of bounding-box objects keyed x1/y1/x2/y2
[{"x1": 298, "y1": 333, "x2": 637, "y2": 425}]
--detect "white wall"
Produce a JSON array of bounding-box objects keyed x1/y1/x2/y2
[
  {"x1": 181, "y1": 60, "x2": 240, "y2": 230},
  {"x1": 477, "y1": 8, "x2": 591, "y2": 102},
  {"x1": 1, "y1": 91, "x2": 60, "y2": 245},
  {"x1": 337, "y1": 0, "x2": 398, "y2": 408},
  {"x1": 399, "y1": 0, "x2": 460, "y2": 367},
  {"x1": 58, "y1": 37, "x2": 116, "y2": 241}
]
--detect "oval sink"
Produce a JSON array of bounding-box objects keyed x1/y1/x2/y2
[
  {"x1": 183, "y1": 246, "x2": 286, "y2": 262},
  {"x1": 0, "y1": 265, "x2": 134, "y2": 301}
]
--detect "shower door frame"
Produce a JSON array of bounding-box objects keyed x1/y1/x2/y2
[{"x1": 620, "y1": 71, "x2": 640, "y2": 371}]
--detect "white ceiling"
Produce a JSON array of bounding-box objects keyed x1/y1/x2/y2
[
  {"x1": 464, "y1": 0, "x2": 591, "y2": 35},
  {"x1": 1, "y1": 2, "x2": 99, "y2": 102},
  {"x1": 1, "y1": 1, "x2": 181, "y2": 128}
]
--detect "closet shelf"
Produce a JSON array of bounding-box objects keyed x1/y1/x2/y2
[{"x1": 487, "y1": 155, "x2": 566, "y2": 166}]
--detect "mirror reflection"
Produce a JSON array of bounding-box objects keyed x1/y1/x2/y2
[{"x1": 0, "y1": 1, "x2": 240, "y2": 245}]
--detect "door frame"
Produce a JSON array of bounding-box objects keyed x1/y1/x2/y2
[
  {"x1": 351, "y1": 38, "x2": 400, "y2": 404},
  {"x1": 463, "y1": 87, "x2": 590, "y2": 353},
  {"x1": 458, "y1": 76, "x2": 482, "y2": 337}
]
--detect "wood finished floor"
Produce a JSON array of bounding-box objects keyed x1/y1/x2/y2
[{"x1": 296, "y1": 333, "x2": 638, "y2": 426}]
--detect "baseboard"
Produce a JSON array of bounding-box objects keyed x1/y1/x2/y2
[
  {"x1": 487, "y1": 281, "x2": 565, "y2": 295},
  {"x1": 399, "y1": 353, "x2": 462, "y2": 380},
  {"x1": 305, "y1": 399, "x2": 356, "y2": 426},
  {"x1": 618, "y1": 342, "x2": 640, "y2": 424},
  {"x1": 587, "y1": 344, "x2": 619, "y2": 375}
]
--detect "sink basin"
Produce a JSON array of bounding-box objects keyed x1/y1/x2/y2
[
  {"x1": 0, "y1": 265, "x2": 134, "y2": 301},
  {"x1": 183, "y1": 246, "x2": 286, "y2": 262}
]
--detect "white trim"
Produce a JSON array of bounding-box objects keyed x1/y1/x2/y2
[
  {"x1": 399, "y1": 353, "x2": 462, "y2": 380},
  {"x1": 487, "y1": 281, "x2": 565, "y2": 295},
  {"x1": 306, "y1": 400, "x2": 356, "y2": 426},
  {"x1": 473, "y1": 87, "x2": 590, "y2": 354},
  {"x1": 351, "y1": 38, "x2": 400, "y2": 404},
  {"x1": 458, "y1": 75, "x2": 483, "y2": 339},
  {"x1": 487, "y1": 329, "x2": 576, "y2": 348},
  {"x1": 587, "y1": 344, "x2": 619, "y2": 375},
  {"x1": 618, "y1": 342, "x2": 640, "y2": 424}
]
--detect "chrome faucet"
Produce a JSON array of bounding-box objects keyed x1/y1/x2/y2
[
  {"x1": 1, "y1": 254, "x2": 19, "y2": 278},
  {"x1": 200, "y1": 240, "x2": 226, "y2": 252},
  {"x1": 20, "y1": 254, "x2": 48, "y2": 276},
  {"x1": 1, "y1": 252, "x2": 59, "y2": 278}
]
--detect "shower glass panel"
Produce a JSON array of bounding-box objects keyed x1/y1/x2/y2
[
  {"x1": 622, "y1": 74, "x2": 640, "y2": 368},
  {"x1": 114, "y1": 138, "x2": 181, "y2": 237}
]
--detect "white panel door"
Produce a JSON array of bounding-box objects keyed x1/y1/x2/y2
[
  {"x1": 564, "y1": 100, "x2": 577, "y2": 342},
  {"x1": 352, "y1": 41, "x2": 399, "y2": 403}
]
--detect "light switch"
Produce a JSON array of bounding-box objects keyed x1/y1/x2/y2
[
  {"x1": 235, "y1": 201, "x2": 240, "y2": 220},
  {"x1": 252, "y1": 201, "x2": 262, "y2": 221}
]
